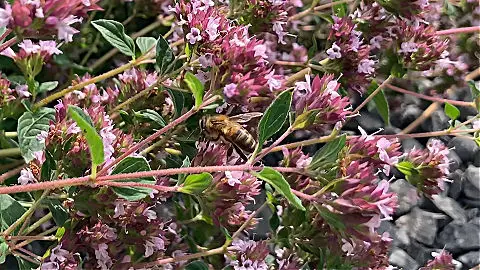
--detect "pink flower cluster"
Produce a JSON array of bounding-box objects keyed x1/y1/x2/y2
[
  {"x1": 0, "y1": 0, "x2": 101, "y2": 42},
  {"x1": 401, "y1": 139, "x2": 450, "y2": 197},
  {"x1": 293, "y1": 74, "x2": 351, "y2": 130},
  {"x1": 225, "y1": 239, "x2": 269, "y2": 270},
  {"x1": 193, "y1": 142, "x2": 262, "y2": 229},
  {"x1": 327, "y1": 17, "x2": 374, "y2": 93},
  {"x1": 175, "y1": 0, "x2": 284, "y2": 109}
]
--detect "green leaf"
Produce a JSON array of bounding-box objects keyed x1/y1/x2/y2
[
  {"x1": 92, "y1": 19, "x2": 135, "y2": 57},
  {"x1": 185, "y1": 260, "x2": 209, "y2": 270},
  {"x1": 178, "y1": 173, "x2": 212, "y2": 195},
  {"x1": 46, "y1": 199, "x2": 69, "y2": 226},
  {"x1": 444, "y1": 102, "x2": 460, "y2": 121},
  {"x1": 17, "y1": 107, "x2": 55, "y2": 163},
  {"x1": 252, "y1": 167, "x2": 305, "y2": 211},
  {"x1": 0, "y1": 240, "x2": 7, "y2": 264},
  {"x1": 16, "y1": 257, "x2": 38, "y2": 270},
  {"x1": 166, "y1": 88, "x2": 185, "y2": 118},
  {"x1": 332, "y1": 0, "x2": 348, "y2": 17},
  {"x1": 395, "y1": 161, "x2": 415, "y2": 176},
  {"x1": 293, "y1": 110, "x2": 319, "y2": 130},
  {"x1": 110, "y1": 156, "x2": 156, "y2": 201},
  {"x1": 177, "y1": 156, "x2": 191, "y2": 185},
  {"x1": 38, "y1": 81, "x2": 58, "y2": 94},
  {"x1": 220, "y1": 226, "x2": 232, "y2": 242},
  {"x1": 67, "y1": 105, "x2": 104, "y2": 167},
  {"x1": 368, "y1": 81, "x2": 390, "y2": 125},
  {"x1": 0, "y1": 195, "x2": 26, "y2": 233},
  {"x1": 315, "y1": 205, "x2": 346, "y2": 231},
  {"x1": 134, "y1": 109, "x2": 166, "y2": 127},
  {"x1": 184, "y1": 72, "x2": 204, "y2": 108},
  {"x1": 467, "y1": 80, "x2": 480, "y2": 110},
  {"x1": 308, "y1": 134, "x2": 346, "y2": 170},
  {"x1": 257, "y1": 91, "x2": 292, "y2": 149},
  {"x1": 136, "y1": 37, "x2": 157, "y2": 55},
  {"x1": 156, "y1": 35, "x2": 175, "y2": 74}
]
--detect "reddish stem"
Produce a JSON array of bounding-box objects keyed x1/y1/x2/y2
[
  {"x1": 0, "y1": 28, "x2": 13, "y2": 42},
  {"x1": 386, "y1": 84, "x2": 474, "y2": 107},
  {"x1": 292, "y1": 189, "x2": 317, "y2": 201},
  {"x1": 254, "y1": 128, "x2": 292, "y2": 163},
  {"x1": 0, "y1": 164, "x2": 26, "y2": 184},
  {"x1": 0, "y1": 36, "x2": 18, "y2": 54},
  {"x1": 436, "y1": 26, "x2": 480, "y2": 36},
  {"x1": 0, "y1": 165, "x2": 301, "y2": 195}
]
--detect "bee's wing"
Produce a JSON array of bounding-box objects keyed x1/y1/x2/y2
[{"x1": 229, "y1": 112, "x2": 263, "y2": 123}]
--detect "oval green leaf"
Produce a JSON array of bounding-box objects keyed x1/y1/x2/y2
[
  {"x1": 67, "y1": 105, "x2": 104, "y2": 167},
  {"x1": 257, "y1": 90, "x2": 292, "y2": 149},
  {"x1": 184, "y1": 72, "x2": 204, "y2": 108},
  {"x1": 136, "y1": 37, "x2": 157, "y2": 55},
  {"x1": 251, "y1": 167, "x2": 305, "y2": 211},
  {"x1": 178, "y1": 172, "x2": 213, "y2": 195},
  {"x1": 110, "y1": 156, "x2": 156, "y2": 201},
  {"x1": 156, "y1": 35, "x2": 175, "y2": 74},
  {"x1": 92, "y1": 19, "x2": 135, "y2": 57},
  {"x1": 17, "y1": 107, "x2": 55, "y2": 163}
]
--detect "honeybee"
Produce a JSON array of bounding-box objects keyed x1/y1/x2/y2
[{"x1": 200, "y1": 113, "x2": 262, "y2": 157}]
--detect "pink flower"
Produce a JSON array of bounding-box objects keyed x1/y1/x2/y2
[
  {"x1": 18, "y1": 168, "x2": 36, "y2": 185},
  {"x1": 293, "y1": 74, "x2": 351, "y2": 130},
  {"x1": 358, "y1": 59, "x2": 376, "y2": 75},
  {"x1": 15, "y1": 85, "x2": 31, "y2": 98},
  {"x1": 223, "y1": 83, "x2": 238, "y2": 98},
  {"x1": 186, "y1": 27, "x2": 202, "y2": 44},
  {"x1": 420, "y1": 250, "x2": 455, "y2": 270},
  {"x1": 327, "y1": 42, "x2": 342, "y2": 59},
  {"x1": 94, "y1": 243, "x2": 112, "y2": 270},
  {"x1": 144, "y1": 236, "x2": 165, "y2": 257},
  {"x1": 56, "y1": 15, "x2": 82, "y2": 42},
  {"x1": 0, "y1": 4, "x2": 12, "y2": 27}
]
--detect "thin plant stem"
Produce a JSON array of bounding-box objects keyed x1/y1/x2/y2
[
  {"x1": 352, "y1": 76, "x2": 393, "y2": 115},
  {"x1": 228, "y1": 202, "x2": 268, "y2": 245},
  {"x1": 0, "y1": 165, "x2": 300, "y2": 195},
  {"x1": 14, "y1": 226, "x2": 58, "y2": 250},
  {"x1": 386, "y1": 83, "x2": 475, "y2": 107},
  {"x1": 35, "y1": 54, "x2": 151, "y2": 109},
  {"x1": 285, "y1": 67, "x2": 311, "y2": 86},
  {"x1": 270, "y1": 128, "x2": 479, "y2": 152},
  {"x1": 0, "y1": 164, "x2": 26, "y2": 184},
  {"x1": 0, "y1": 28, "x2": 13, "y2": 41},
  {"x1": 253, "y1": 127, "x2": 293, "y2": 163},
  {"x1": 0, "y1": 148, "x2": 21, "y2": 158},
  {"x1": 2, "y1": 190, "x2": 50, "y2": 238},
  {"x1": 7, "y1": 235, "x2": 56, "y2": 241},
  {"x1": 436, "y1": 26, "x2": 480, "y2": 36},
  {"x1": 401, "y1": 66, "x2": 480, "y2": 134},
  {"x1": 22, "y1": 212, "x2": 53, "y2": 236},
  {"x1": 0, "y1": 36, "x2": 18, "y2": 54},
  {"x1": 16, "y1": 247, "x2": 42, "y2": 262},
  {"x1": 4, "y1": 131, "x2": 17, "y2": 137},
  {"x1": 10, "y1": 250, "x2": 40, "y2": 265}
]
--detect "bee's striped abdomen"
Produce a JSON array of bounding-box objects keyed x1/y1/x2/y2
[{"x1": 233, "y1": 128, "x2": 256, "y2": 153}]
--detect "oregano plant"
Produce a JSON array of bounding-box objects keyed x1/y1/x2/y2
[{"x1": 0, "y1": 0, "x2": 478, "y2": 269}]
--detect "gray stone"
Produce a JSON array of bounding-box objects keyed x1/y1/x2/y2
[
  {"x1": 466, "y1": 208, "x2": 480, "y2": 220},
  {"x1": 447, "y1": 150, "x2": 462, "y2": 172},
  {"x1": 447, "y1": 170, "x2": 463, "y2": 200},
  {"x1": 469, "y1": 217, "x2": 480, "y2": 227},
  {"x1": 357, "y1": 111, "x2": 384, "y2": 132},
  {"x1": 401, "y1": 138, "x2": 424, "y2": 152},
  {"x1": 448, "y1": 138, "x2": 480, "y2": 163},
  {"x1": 390, "y1": 179, "x2": 419, "y2": 216},
  {"x1": 393, "y1": 228, "x2": 411, "y2": 251},
  {"x1": 389, "y1": 248, "x2": 419, "y2": 270},
  {"x1": 430, "y1": 195, "x2": 467, "y2": 223},
  {"x1": 422, "y1": 110, "x2": 450, "y2": 132},
  {"x1": 463, "y1": 165, "x2": 480, "y2": 200},
  {"x1": 474, "y1": 149, "x2": 480, "y2": 167},
  {"x1": 405, "y1": 240, "x2": 436, "y2": 266},
  {"x1": 457, "y1": 251, "x2": 480, "y2": 269},
  {"x1": 397, "y1": 207, "x2": 449, "y2": 246},
  {"x1": 436, "y1": 222, "x2": 480, "y2": 253}
]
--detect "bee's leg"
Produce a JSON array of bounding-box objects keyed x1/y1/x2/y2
[{"x1": 231, "y1": 143, "x2": 249, "y2": 162}]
